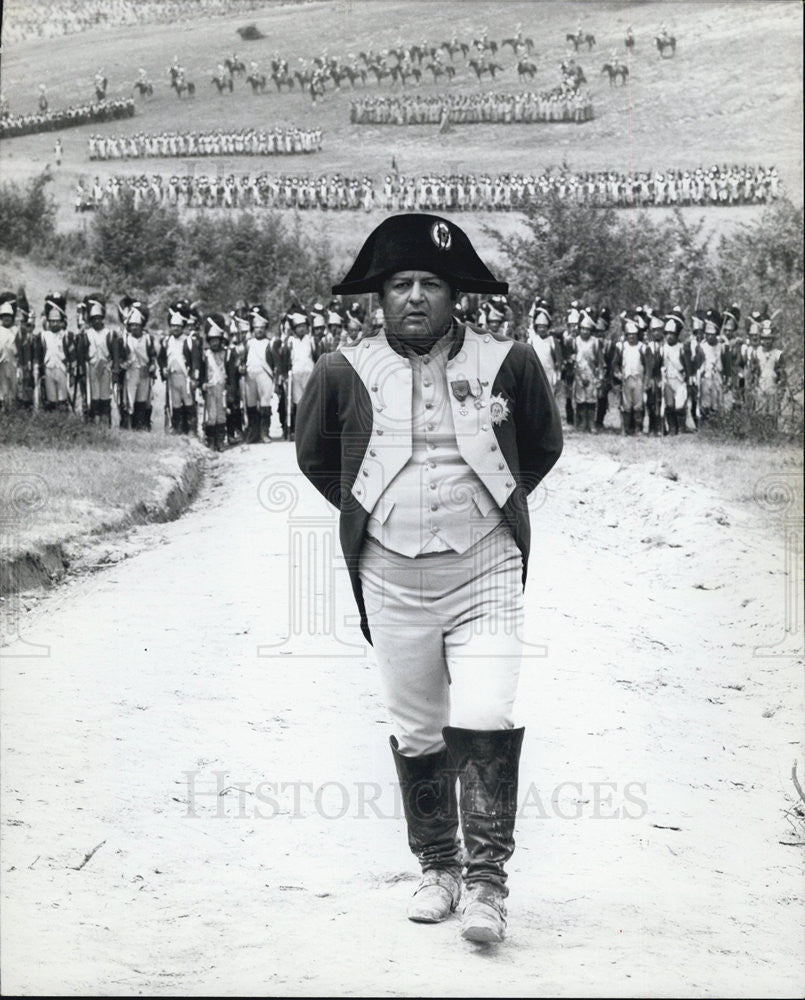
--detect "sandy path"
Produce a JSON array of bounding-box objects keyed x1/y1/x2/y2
[{"x1": 1, "y1": 441, "x2": 802, "y2": 997}]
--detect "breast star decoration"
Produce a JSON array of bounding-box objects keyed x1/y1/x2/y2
[{"x1": 488, "y1": 392, "x2": 510, "y2": 425}]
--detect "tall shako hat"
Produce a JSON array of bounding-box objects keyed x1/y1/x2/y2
[
  {"x1": 332, "y1": 213, "x2": 508, "y2": 296},
  {"x1": 83, "y1": 293, "x2": 106, "y2": 319},
  {"x1": 250, "y1": 304, "x2": 270, "y2": 327},
  {"x1": 0, "y1": 291, "x2": 17, "y2": 317},
  {"x1": 168, "y1": 299, "x2": 190, "y2": 326},
  {"x1": 44, "y1": 292, "x2": 67, "y2": 320},
  {"x1": 204, "y1": 313, "x2": 228, "y2": 341}
]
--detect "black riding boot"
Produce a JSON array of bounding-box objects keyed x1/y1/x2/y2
[
  {"x1": 214, "y1": 424, "x2": 226, "y2": 452},
  {"x1": 203, "y1": 423, "x2": 215, "y2": 449},
  {"x1": 260, "y1": 406, "x2": 272, "y2": 442},
  {"x1": 622, "y1": 409, "x2": 633, "y2": 435},
  {"x1": 390, "y1": 736, "x2": 462, "y2": 923},
  {"x1": 246, "y1": 406, "x2": 260, "y2": 443},
  {"x1": 443, "y1": 726, "x2": 525, "y2": 943},
  {"x1": 171, "y1": 408, "x2": 182, "y2": 433},
  {"x1": 633, "y1": 409, "x2": 643, "y2": 435}
]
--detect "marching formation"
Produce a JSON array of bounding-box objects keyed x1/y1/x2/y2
[
  {"x1": 349, "y1": 89, "x2": 595, "y2": 125},
  {"x1": 75, "y1": 164, "x2": 782, "y2": 214},
  {"x1": 86, "y1": 127, "x2": 323, "y2": 160},
  {"x1": 0, "y1": 288, "x2": 790, "y2": 443},
  {"x1": 0, "y1": 98, "x2": 135, "y2": 139}
]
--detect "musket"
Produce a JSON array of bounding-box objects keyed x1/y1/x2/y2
[{"x1": 163, "y1": 369, "x2": 172, "y2": 433}]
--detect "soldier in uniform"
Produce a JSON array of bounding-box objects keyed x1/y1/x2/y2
[
  {"x1": 561, "y1": 305, "x2": 579, "y2": 426},
  {"x1": 698, "y1": 311, "x2": 729, "y2": 425},
  {"x1": 613, "y1": 318, "x2": 648, "y2": 435},
  {"x1": 35, "y1": 294, "x2": 73, "y2": 412},
  {"x1": 572, "y1": 308, "x2": 601, "y2": 432},
  {"x1": 79, "y1": 293, "x2": 116, "y2": 425},
  {"x1": 296, "y1": 214, "x2": 563, "y2": 944},
  {"x1": 158, "y1": 300, "x2": 195, "y2": 434},
  {"x1": 118, "y1": 298, "x2": 157, "y2": 430},
  {"x1": 269, "y1": 317, "x2": 291, "y2": 441},
  {"x1": 750, "y1": 318, "x2": 786, "y2": 432},
  {"x1": 643, "y1": 312, "x2": 665, "y2": 435},
  {"x1": 243, "y1": 304, "x2": 275, "y2": 444},
  {"x1": 526, "y1": 300, "x2": 560, "y2": 393},
  {"x1": 199, "y1": 314, "x2": 229, "y2": 451},
  {"x1": 661, "y1": 312, "x2": 691, "y2": 434},
  {"x1": 0, "y1": 292, "x2": 20, "y2": 409},
  {"x1": 287, "y1": 311, "x2": 315, "y2": 441},
  {"x1": 593, "y1": 306, "x2": 615, "y2": 430},
  {"x1": 13, "y1": 293, "x2": 36, "y2": 409}
]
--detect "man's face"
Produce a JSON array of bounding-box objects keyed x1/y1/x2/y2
[
  {"x1": 380, "y1": 271, "x2": 454, "y2": 342},
  {"x1": 127, "y1": 323, "x2": 143, "y2": 338},
  {"x1": 90, "y1": 315, "x2": 105, "y2": 330},
  {"x1": 0, "y1": 314, "x2": 13, "y2": 328},
  {"x1": 294, "y1": 323, "x2": 309, "y2": 339},
  {"x1": 48, "y1": 317, "x2": 64, "y2": 332}
]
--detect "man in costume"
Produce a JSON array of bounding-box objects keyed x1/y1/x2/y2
[{"x1": 296, "y1": 214, "x2": 562, "y2": 943}]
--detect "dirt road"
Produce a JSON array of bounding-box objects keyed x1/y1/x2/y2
[{"x1": 1, "y1": 440, "x2": 802, "y2": 997}]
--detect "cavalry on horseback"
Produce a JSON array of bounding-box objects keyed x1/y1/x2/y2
[
  {"x1": 468, "y1": 56, "x2": 503, "y2": 82},
  {"x1": 601, "y1": 60, "x2": 629, "y2": 86},
  {"x1": 426, "y1": 60, "x2": 456, "y2": 83},
  {"x1": 245, "y1": 71, "x2": 267, "y2": 93},
  {"x1": 211, "y1": 64, "x2": 234, "y2": 93},
  {"x1": 502, "y1": 27, "x2": 535, "y2": 55},
  {"x1": 224, "y1": 54, "x2": 246, "y2": 77},
  {"x1": 330, "y1": 63, "x2": 367, "y2": 88},
  {"x1": 440, "y1": 38, "x2": 469, "y2": 60},
  {"x1": 560, "y1": 59, "x2": 587, "y2": 89},
  {"x1": 566, "y1": 29, "x2": 596, "y2": 51},
  {"x1": 516, "y1": 58, "x2": 538, "y2": 81},
  {"x1": 270, "y1": 58, "x2": 294, "y2": 92},
  {"x1": 169, "y1": 64, "x2": 195, "y2": 98},
  {"x1": 133, "y1": 69, "x2": 154, "y2": 98},
  {"x1": 655, "y1": 30, "x2": 676, "y2": 57}
]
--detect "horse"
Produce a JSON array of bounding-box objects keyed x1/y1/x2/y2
[
  {"x1": 271, "y1": 68, "x2": 294, "y2": 91},
  {"x1": 516, "y1": 58, "x2": 538, "y2": 81},
  {"x1": 566, "y1": 31, "x2": 596, "y2": 51},
  {"x1": 95, "y1": 76, "x2": 108, "y2": 102},
  {"x1": 468, "y1": 58, "x2": 503, "y2": 81},
  {"x1": 655, "y1": 34, "x2": 676, "y2": 57},
  {"x1": 472, "y1": 38, "x2": 498, "y2": 54},
  {"x1": 396, "y1": 64, "x2": 422, "y2": 86},
  {"x1": 440, "y1": 39, "x2": 469, "y2": 60},
  {"x1": 502, "y1": 36, "x2": 535, "y2": 55},
  {"x1": 331, "y1": 65, "x2": 366, "y2": 88},
  {"x1": 367, "y1": 61, "x2": 395, "y2": 84},
  {"x1": 601, "y1": 62, "x2": 628, "y2": 86},
  {"x1": 426, "y1": 60, "x2": 455, "y2": 83},
  {"x1": 246, "y1": 72, "x2": 267, "y2": 93},
  {"x1": 171, "y1": 78, "x2": 195, "y2": 98},
  {"x1": 132, "y1": 80, "x2": 154, "y2": 97},
  {"x1": 211, "y1": 75, "x2": 234, "y2": 93},
  {"x1": 224, "y1": 57, "x2": 246, "y2": 77}
]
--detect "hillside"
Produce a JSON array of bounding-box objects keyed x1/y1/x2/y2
[{"x1": 0, "y1": 0, "x2": 802, "y2": 270}]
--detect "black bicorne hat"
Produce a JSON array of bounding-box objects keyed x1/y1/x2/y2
[{"x1": 332, "y1": 213, "x2": 508, "y2": 296}]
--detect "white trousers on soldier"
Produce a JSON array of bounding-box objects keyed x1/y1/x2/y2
[{"x1": 359, "y1": 523, "x2": 524, "y2": 756}]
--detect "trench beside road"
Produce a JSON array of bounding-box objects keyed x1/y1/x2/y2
[{"x1": 1, "y1": 441, "x2": 801, "y2": 996}]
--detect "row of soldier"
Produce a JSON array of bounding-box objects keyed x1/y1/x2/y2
[
  {"x1": 86, "y1": 127, "x2": 323, "y2": 160},
  {"x1": 74, "y1": 165, "x2": 781, "y2": 215},
  {"x1": 349, "y1": 89, "x2": 594, "y2": 125},
  {"x1": 509, "y1": 300, "x2": 788, "y2": 436},
  {"x1": 0, "y1": 98, "x2": 135, "y2": 140},
  {"x1": 0, "y1": 290, "x2": 789, "y2": 443},
  {"x1": 0, "y1": 291, "x2": 368, "y2": 450}
]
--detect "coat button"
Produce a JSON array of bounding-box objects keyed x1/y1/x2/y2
[
  {"x1": 362, "y1": 469, "x2": 369, "y2": 477},
  {"x1": 376, "y1": 429, "x2": 384, "y2": 435},
  {"x1": 369, "y1": 449, "x2": 376, "y2": 457},
  {"x1": 482, "y1": 424, "x2": 489, "y2": 432},
  {"x1": 491, "y1": 443, "x2": 498, "y2": 451},
  {"x1": 431, "y1": 504, "x2": 438, "y2": 511},
  {"x1": 430, "y1": 483, "x2": 436, "y2": 490},
  {"x1": 498, "y1": 462, "x2": 505, "y2": 470},
  {"x1": 371, "y1": 384, "x2": 378, "y2": 392},
  {"x1": 506, "y1": 481, "x2": 513, "y2": 488},
  {"x1": 423, "y1": 357, "x2": 430, "y2": 364},
  {"x1": 425, "y1": 402, "x2": 433, "y2": 409},
  {"x1": 484, "y1": 335, "x2": 490, "y2": 342},
  {"x1": 427, "y1": 422, "x2": 434, "y2": 430},
  {"x1": 423, "y1": 380, "x2": 431, "y2": 387}
]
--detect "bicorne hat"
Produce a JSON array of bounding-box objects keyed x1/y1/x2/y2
[{"x1": 332, "y1": 213, "x2": 508, "y2": 296}]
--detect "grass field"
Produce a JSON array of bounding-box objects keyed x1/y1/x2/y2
[
  {"x1": 0, "y1": 410, "x2": 204, "y2": 562},
  {"x1": 0, "y1": 0, "x2": 802, "y2": 266}
]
